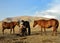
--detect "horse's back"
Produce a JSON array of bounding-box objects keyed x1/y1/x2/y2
[
  {"x1": 2, "y1": 22, "x2": 14, "y2": 28},
  {"x1": 35, "y1": 19, "x2": 59, "y2": 28},
  {"x1": 2, "y1": 22, "x2": 10, "y2": 27}
]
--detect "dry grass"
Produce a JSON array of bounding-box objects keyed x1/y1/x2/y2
[{"x1": 0, "y1": 17, "x2": 60, "y2": 43}]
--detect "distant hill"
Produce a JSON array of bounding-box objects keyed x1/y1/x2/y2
[
  {"x1": 1, "y1": 16, "x2": 57, "y2": 28},
  {"x1": 2, "y1": 16, "x2": 49, "y2": 22}
]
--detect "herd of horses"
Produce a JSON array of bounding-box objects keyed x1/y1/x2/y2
[{"x1": 2, "y1": 18, "x2": 59, "y2": 36}]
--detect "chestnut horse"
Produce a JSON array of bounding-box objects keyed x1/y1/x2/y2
[
  {"x1": 2, "y1": 21, "x2": 20, "y2": 34},
  {"x1": 33, "y1": 19, "x2": 59, "y2": 35}
]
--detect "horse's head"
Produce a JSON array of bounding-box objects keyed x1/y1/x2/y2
[
  {"x1": 15, "y1": 20, "x2": 20, "y2": 27},
  {"x1": 33, "y1": 21, "x2": 37, "y2": 27},
  {"x1": 21, "y1": 20, "x2": 24, "y2": 22}
]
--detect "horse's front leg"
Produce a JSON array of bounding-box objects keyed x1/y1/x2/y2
[
  {"x1": 10, "y1": 29, "x2": 12, "y2": 34},
  {"x1": 13, "y1": 28, "x2": 15, "y2": 34},
  {"x1": 2, "y1": 28, "x2": 5, "y2": 35},
  {"x1": 41, "y1": 27, "x2": 43, "y2": 35}
]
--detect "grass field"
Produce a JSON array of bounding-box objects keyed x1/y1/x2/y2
[{"x1": 0, "y1": 16, "x2": 60, "y2": 43}]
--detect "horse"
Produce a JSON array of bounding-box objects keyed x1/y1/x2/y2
[
  {"x1": 33, "y1": 19, "x2": 59, "y2": 36},
  {"x1": 21, "y1": 20, "x2": 31, "y2": 35},
  {"x1": 2, "y1": 20, "x2": 20, "y2": 34}
]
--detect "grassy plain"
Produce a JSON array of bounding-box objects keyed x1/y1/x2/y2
[{"x1": 0, "y1": 16, "x2": 60, "y2": 43}]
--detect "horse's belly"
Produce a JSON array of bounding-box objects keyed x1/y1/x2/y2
[
  {"x1": 41, "y1": 24, "x2": 52, "y2": 28},
  {"x1": 47, "y1": 26, "x2": 52, "y2": 28},
  {"x1": 4, "y1": 26, "x2": 11, "y2": 29},
  {"x1": 7, "y1": 27, "x2": 11, "y2": 29}
]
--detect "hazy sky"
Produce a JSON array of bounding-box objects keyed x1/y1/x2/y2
[{"x1": 0, "y1": 0, "x2": 60, "y2": 20}]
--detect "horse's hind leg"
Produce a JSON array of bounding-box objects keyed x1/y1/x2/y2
[
  {"x1": 52, "y1": 27, "x2": 57, "y2": 36},
  {"x1": 13, "y1": 28, "x2": 15, "y2": 34},
  {"x1": 10, "y1": 29, "x2": 12, "y2": 34},
  {"x1": 41, "y1": 27, "x2": 43, "y2": 35},
  {"x1": 54, "y1": 28, "x2": 57, "y2": 36},
  {"x1": 55, "y1": 29, "x2": 57, "y2": 36},
  {"x1": 44, "y1": 28, "x2": 47, "y2": 35}
]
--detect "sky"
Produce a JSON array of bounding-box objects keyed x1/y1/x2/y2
[{"x1": 0, "y1": 0, "x2": 60, "y2": 20}]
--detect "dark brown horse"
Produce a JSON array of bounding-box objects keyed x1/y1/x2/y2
[
  {"x1": 33, "y1": 19, "x2": 59, "y2": 35},
  {"x1": 2, "y1": 21, "x2": 20, "y2": 34}
]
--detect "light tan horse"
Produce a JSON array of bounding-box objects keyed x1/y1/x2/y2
[{"x1": 33, "y1": 19, "x2": 59, "y2": 35}]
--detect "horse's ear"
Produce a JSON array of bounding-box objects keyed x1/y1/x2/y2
[{"x1": 21, "y1": 20, "x2": 24, "y2": 22}]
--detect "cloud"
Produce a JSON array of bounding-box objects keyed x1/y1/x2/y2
[
  {"x1": 42, "y1": 15, "x2": 56, "y2": 18},
  {"x1": 34, "y1": 0, "x2": 60, "y2": 19}
]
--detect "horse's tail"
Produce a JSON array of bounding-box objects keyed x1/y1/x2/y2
[{"x1": 56, "y1": 20, "x2": 59, "y2": 29}]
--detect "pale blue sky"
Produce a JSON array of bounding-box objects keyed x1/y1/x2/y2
[{"x1": 0, "y1": 0, "x2": 60, "y2": 20}]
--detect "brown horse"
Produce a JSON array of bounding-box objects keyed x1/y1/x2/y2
[
  {"x1": 2, "y1": 21, "x2": 20, "y2": 34},
  {"x1": 33, "y1": 19, "x2": 59, "y2": 35}
]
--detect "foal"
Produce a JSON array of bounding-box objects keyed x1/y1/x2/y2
[{"x1": 2, "y1": 21, "x2": 20, "y2": 34}]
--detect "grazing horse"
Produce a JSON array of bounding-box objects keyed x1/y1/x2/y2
[
  {"x1": 2, "y1": 20, "x2": 20, "y2": 34},
  {"x1": 33, "y1": 19, "x2": 59, "y2": 35},
  {"x1": 21, "y1": 20, "x2": 31, "y2": 35}
]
